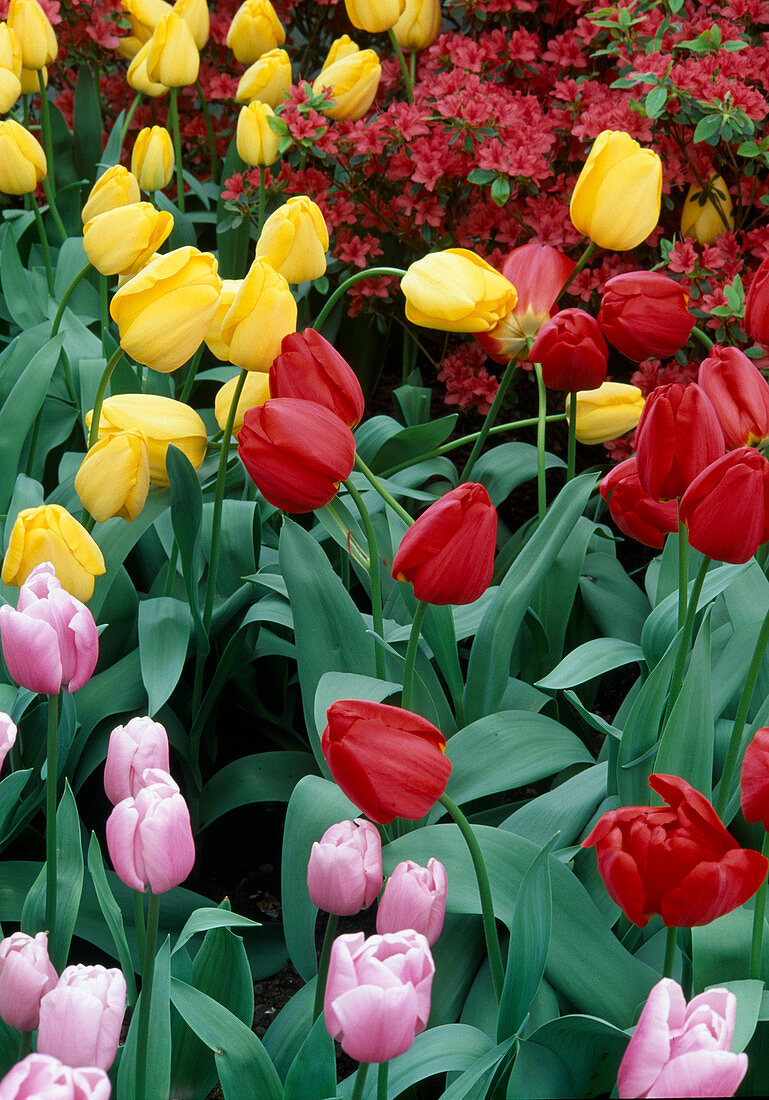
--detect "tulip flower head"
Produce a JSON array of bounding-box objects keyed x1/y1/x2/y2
[
  {"x1": 174, "y1": 0, "x2": 209, "y2": 49},
  {"x1": 255, "y1": 196, "x2": 329, "y2": 284},
  {"x1": 344, "y1": 0, "x2": 406, "y2": 34},
  {"x1": 530, "y1": 307, "x2": 608, "y2": 392},
  {"x1": 745, "y1": 256, "x2": 769, "y2": 349},
  {"x1": 376, "y1": 858, "x2": 447, "y2": 945},
  {"x1": 131, "y1": 125, "x2": 174, "y2": 191},
  {"x1": 679, "y1": 446, "x2": 769, "y2": 563},
  {"x1": 146, "y1": 10, "x2": 199, "y2": 87},
  {"x1": 635, "y1": 382, "x2": 725, "y2": 501},
  {"x1": 681, "y1": 175, "x2": 734, "y2": 245},
  {"x1": 307, "y1": 818, "x2": 383, "y2": 916},
  {"x1": 126, "y1": 37, "x2": 168, "y2": 97},
  {"x1": 312, "y1": 48, "x2": 381, "y2": 121},
  {"x1": 75, "y1": 430, "x2": 150, "y2": 523},
  {"x1": 8, "y1": 0, "x2": 57, "y2": 69},
  {"x1": 393, "y1": 0, "x2": 442, "y2": 51},
  {"x1": 0, "y1": 931, "x2": 58, "y2": 1032},
  {"x1": 37, "y1": 965, "x2": 126, "y2": 1071},
  {"x1": 2, "y1": 507, "x2": 105, "y2": 603},
  {"x1": 0, "y1": 1055, "x2": 111, "y2": 1100},
  {"x1": 83, "y1": 202, "x2": 174, "y2": 277},
  {"x1": 104, "y1": 716, "x2": 170, "y2": 805},
  {"x1": 215, "y1": 371, "x2": 270, "y2": 432},
  {"x1": 0, "y1": 62, "x2": 21, "y2": 113},
  {"x1": 236, "y1": 100, "x2": 282, "y2": 166},
  {"x1": 122, "y1": 0, "x2": 172, "y2": 45},
  {"x1": 600, "y1": 458, "x2": 678, "y2": 550},
  {"x1": 321, "y1": 33, "x2": 360, "y2": 71},
  {"x1": 269, "y1": 328, "x2": 365, "y2": 428},
  {"x1": 698, "y1": 345, "x2": 769, "y2": 450},
  {"x1": 220, "y1": 257, "x2": 297, "y2": 371},
  {"x1": 236, "y1": 47, "x2": 291, "y2": 106},
  {"x1": 0, "y1": 713, "x2": 17, "y2": 773},
  {"x1": 0, "y1": 118, "x2": 46, "y2": 195},
  {"x1": 226, "y1": 0, "x2": 285, "y2": 64},
  {"x1": 402, "y1": 248, "x2": 517, "y2": 333},
  {"x1": 81, "y1": 165, "x2": 141, "y2": 223},
  {"x1": 598, "y1": 271, "x2": 694, "y2": 362},
  {"x1": 741, "y1": 727, "x2": 769, "y2": 830},
  {"x1": 0, "y1": 22, "x2": 22, "y2": 77}
]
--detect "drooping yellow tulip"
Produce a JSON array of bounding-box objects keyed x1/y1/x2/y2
[
  {"x1": 401, "y1": 248, "x2": 517, "y2": 333},
  {"x1": 567, "y1": 381, "x2": 646, "y2": 445}
]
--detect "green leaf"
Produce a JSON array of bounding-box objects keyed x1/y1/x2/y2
[
  {"x1": 172, "y1": 908, "x2": 260, "y2": 956},
  {"x1": 73, "y1": 65, "x2": 103, "y2": 181},
  {"x1": 216, "y1": 136, "x2": 250, "y2": 279},
  {"x1": 199, "y1": 752, "x2": 317, "y2": 830},
  {"x1": 438, "y1": 1036, "x2": 515, "y2": 1099},
  {"x1": 0, "y1": 223, "x2": 47, "y2": 328},
  {"x1": 370, "y1": 415, "x2": 458, "y2": 473},
  {"x1": 644, "y1": 85, "x2": 668, "y2": 118},
  {"x1": 167, "y1": 445, "x2": 208, "y2": 660},
  {"x1": 473, "y1": 443, "x2": 565, "y2": 508},
  {"x1": 579, "y1": 552, "x2": 651, "y2": 644},
  {"x1": 87, "y1": 833, "x2": 138, "y2": 1006},
  {"x1": 692, "y1": 114, "x2": 722, "y2": 144},
  {"x1": 502, "y1": 763, "x2": 607, "y2": 847},
  {"x1": 118, "y1": 937, "x2": 172, "y2": 1100},
  {"x1": 525, "y1": 1015, "x2": 629, "y2": 1097},
  {"x1": 283, "y1": 1015, "x2": 337, "y2": 1100},
  {"x1": 616, "y1": 639, "x2": 678, "y2": 805},
  {"x1": 506, "y1": 1039, "x2": 575, "y2": 1098},
  {"x1": 490, "y1": 175, "x2": 511, "y2": 206},
  {"x1": 0, "y1": 770, "x2": 32, "y2": 844},
  {"x1": 537, "y1": 638, "x2": 643, "y2": 690},
  {"x1": 138, "y1": 597, "x2": 192, "y2": 716},
  {"x1": 713, "y1": 980, "x2": 764, "y2": 1053},
  {"x1": 654, "y1": 612, "x2": 714, "y2": 796}
]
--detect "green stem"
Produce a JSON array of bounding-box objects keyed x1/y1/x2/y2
[
  {"x1": 313, "y1": 267, "x2": 406, "y2": 331},
  {"x1": 459, "y1": 358, "x2": 515, "y2": 481},
  {"x1": 409, "y1": 49, "x2": 416, "y2": 86},
  {"x1": 351, "y1": 1062, "x2": 369, "y2": 1100},
  {"x1": 45, "y1": 692, "x2": 59, "y2": 935},
  {"x1": 312, "y1": 913, "x2": 339, "y2": 1022},
  {"x1": 258, "y1": 164, "x2": 266, "y2": 236},
  {"x1": 557, "y1": 241, "x2": 598, "y2": 301},
  {"x1": 178, "y1": 345, "x2": 204, "y2": 404},
  {"x1": 37, "y1": 69, "x2": 55, "y2": 193},
  {"x1": 31, "y1": 195, "x2": 54, "y2": 296},
  {"x1": 100, "y1": 273, "x2": 110, "y2": 359},
  {"x1": 401, "y1": 600, "x2": 427, "y2": 711},
  {"x1": 169, "y1": 87, "x2": 185, "y2": 212},
  {"x1": 88, "y1": 347, "x2": 126, "y2": 448},
  {"x1": 195, "y1": 81, "x2": 218, "y2": 183},
  {"x1": 133, "y1": 889, "x2": 146, "y2": 971},
  {"x1": 51, "y1": 261, "x2": 92, "y2": 337},
  {"x1": 750, "y1": 834, "x2": 769, "y2": 980},
  {"x1": 377, "y1": 1061, "x2": 389, "y2": 1100},
  {"x1": 17, "y1": 1032, "x2": 32, "y2": 1060},
  {"x1": 344, "y1": 479, "x2": 386, "y2": 680},
  {"x1": 690, "y1": 326, "x2": 715, "y2": 351},
  {"x1": 42, "y1": 177, "x2": 67, "y2": 245},
  {"x1": 533, "y1": 362, "x2": 547, "y2": 522},
  {"x1": 354, "y1": 454, "x2": 413, "y2": 527},
  {"x1": 135, "y1": 891, "x2": 160, "y2": 1100},
  {"x1": 388, "y1": 29, "x2": 414, "y2": 103},
  {"x1": 677, "y1": 519, "x2": 689, "y2": 631},
  {"x1": 665, "y1": 555, "x2": 710, "y2": 720},
  {"x1": 439, "y1": 792, "x2": 505, "y2": 1001},
  {"x1": 663, "y1": 925, "x2": 677, "y2": 978},
  {"x1": 163, "y1": 543, "x2": 179, "y2": 597},
  {"x1": 120, "y1": 92, "x2": 142, "y2": 147},
  {"x1": 566, "y1": 394, "x2": 577, "y2": 481}
]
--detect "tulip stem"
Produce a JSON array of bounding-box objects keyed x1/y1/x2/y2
[
  {"x1": 169, "y1": 87, "x2": 185, "y2": 213},
  {"x1": 402, "y1": 600, "x2": 428, "y2": 711},
  {"x1": 195, "y1": 81, "x2": 218, "y2": 184},
  {"x1": 31, "y1": 195, "x2": 54, "y2": 296},
  {"x1": 133, "y1": 889, "x2": 146, "y2": 972},
  {"x1": 663, "y1": 926, "x2": 677, "y2": 979},
  {"x1": 51, "y1": 261, "x2": 92, "y2": 337},
  {"x1": 690, "y1": 325, "x2": 715, "y2": 352},
  {"x1": 44, "y1": 692, "x2": 59, "y2": 937},
  {"x1": 677, "y1": 520, "x2": 689, "y2": 631},
  {"x1": 351, "y1": 1062, "x2": 369, "y2": 1100},
  {"x1": 163, "y1": 543, "x2": 180, "y2": 597},
  {"x1": 42, "y1": 177, "x2": 68, "y2": 245},
  {"x1": 377, "y1": 1061, "x2": 389, "y2": 1100},
  {"x1": 750, "y1": 834, "x2": 769, "y2": 979},
  {"x1": 88, "y1": 346, "x2": 126, "y2": 448},
  {"x1": 566, "y1": 394, "x2": 577, "y2": 481},
  {"x1": 258, "y1": 164, "x2": 266, "y2": 236},
  {"x1": 17, "y1": 1032, "x2": 32, "y2": 1060},
  {"x1": 135, "y1": 891, "x2": 160, "y2": 1100},
  {"x1": 312, "y1": 912, "x2": 339, "y2": 1022},
  {"x1": 439, "y1": 793, "x2": 505, "y2": 1001},
  {"x1": 388, "y1": 30, "x2": 414, "y2": 104},
  {"x1": 37, "y1": 68, "x2": 56, "y2": 195},
  {"x1": 534, "y1": 362, "x2": 547, "y2": 522},
  {"x1": 557, "y1": 241, "x2": 598, "y2": 302},
  {"x1": 178, "y1": 345, "x2": 204, "y2": 404},
  {"x1": 100, "y1": 274, "x2": 110, "y2": 358},
  {"x1": 459, "y1": 357, "x2": 516, "y2": 482},
  {"x1": 120, "y1": 93, "x2": 142, "y2": 148},
  {"x1": 665, "y1": 555, "x2": 710, "y2": 723},
  {"x1": 313, "y1": 267, "x2": 407, "y2": 331},
  {"x1": 344, "y1": 479, "x2": 386, "y2": 680},
  {"x1": 354, "y1": 454, "x2": 414, "y2": 527}
]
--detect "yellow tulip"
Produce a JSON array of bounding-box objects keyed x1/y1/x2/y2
[
  {"x1": 566, "y1": 382, "x2": 645, "y2": 445},
  {"x1": 226, "y1": 0, "x2": 285, "y2": 65},
  {"x1": 215, "y1": 371, "x2": 270, "y2": 432},
  {"x1": 569, "y1": 129, "x2": 662, "y2": 252},
  {"x1": 220, "y1": 257, "x2": 297, "y2": 372},
  {"x1": 110, "y1": 246, "x2": 222, "y2": 373},
  {"x1": 116, "y1": 252, "x2": 162, "y2": 289},
  {"x1": 8, "y1": 0, "x2": 57, "y2": 70},
  {"x1": 81, "y1": 165, "x2": 141, "y2": 224},
  {"x1": 236, "y1": 100, "x2": 281, "y2": 166},
  {"x1": 146, "y1": 11, "x2": 199, "y2": 88},
  {"x1": 312, "y1": 49, "x2": 381, "y2": 121},
  {"x1": 393, "y1": 0, "x2": 441, "y2": 51},
  {"x1": 344, "y1": 0, "x2": 406, "y2": 34},
  {"x1": 74, "y1": 431, "x2": 150, "y2": 523},
  {"x1": 236, "y1": 47, "x2": 291, "y2": 107},
  {"x1": 127, "y1": 39, "x2": 168, "y2": 97},
  {"x1": 122, "y1": 0, "x2": 172, "y2": 45},
  {"x1": 255, "y1": 196, "x2": 329, "y2": 284},
  {"x1": 321, "y1": 35, "x2": 359, "y2": 71},
  {"x1": 174, "y1": 0, "x2": 209, "y2": 49},
  {"x1": 0, "y1": 119, "x2": 46, "y2": 195},
  {"x1": 401, "y1": 248, "x2": 517, "y2": 333},
  {"x1": 204, "y1": 278, "x2": 242, "y2": 360},
  {"x1": 19, "y1": 62, "x2": 43, "y2": 93},
  {"x1": 0, "y1": 66, "x2": 21, "y2": 113},
  {"x1": 681, "y1": 175, "x2": 734, "y2": 245},
  {"x1": 131, "y1": 126, "x2": 174, "y2": 191},
  {"x1": 86, "y1": 394, "x2": 207, "y2": 486},
  {"x1": 0, "y1": 22, "x2": 22, "y2": 74},
  {"x1": 2, "y1": 504, "x2": 105, "y2": 602},
  {"x1": 117, "y1": 34, "x2": 143, "y2": 60},
  {"x1": 83, "y1": 203, "x2": 174, "y2": 276}
]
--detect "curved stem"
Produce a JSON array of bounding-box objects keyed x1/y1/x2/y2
[
  {"x1": 313, "y1": 267, "x2": 406, "y2": 331},
  {"x1": 557, "y1": 241, "x2": 598, "y2": 301},
  {"x1": 135, "y1": 891, "x2": 160, "y2": 1100},
  {"x1": 51, "y1": 261, "x2": 92, "y2": 337},
  {"x1": 665, "y1": 555, "x2": 710, "y2": 720},
  {"x1": 178, "y1": 346, "x2": 204, "y2": 404},
  {"x1": 401, "y1": 600, "x2": 427, "y2": 711},
  {"x1": 31, "y1": 195, "x2": 54, "y2": 296},
  {"x1": 750, "y1": 834, "x2": 769, "y2": 980},
  {"x1": 354, "y1": 454, "x2": 414, "y2": 527},
  {"x1": 42, "y1": 177, "x2": 67, "y2": 245},
  {"x1": 377, "y1": 1061, "x2": 389, "y2": 1100},
  {"x1": 663, "y1": 925, "x2": 677, "y2": 979},
  {"x1": 459, "y1": 358, "x2": 515, "y2": 482},
  {"x1": 388, "y1": 29, "x2": 414, "y2": 103},
  {"x1": 690, "y1": 325, "x2": 715, "y2": 351},
  {"x1": 351, "y1": 1062, "x2": 369, "y2": 1100},
  {"x1": 344, "y1": 478, "x2": 386, "y2": 680},
  {"x1": 169, "y1": 87, "x2": 185, "y2": 212},
  {"x1": 258, "y1": 164, "x2": 266, "y2": 236},
  {"x1": 533, "y1": 362, "x2": 547, "y2": 522},
  {"x1": 45, "y1": 692, "x2": 60, "y2": 934},
  {"x1": 195, "y1": 81, "x2": 218, "y2": 183},
  {"x1": 88, "y1": 346, "x2": 126, "y2": 448},
  {"x1": 566, "y1": 394, "x2": 577, "y2": 481},
  {"x1": 677, "y1": 519, "x2": 689, "y2": 631},
  {"x1": 38, "y1": 69, "x2": 55, "y2": 193},
  {"x1": 312, "y1": 913, "x2": 339, "y2": 1022},
  {"x1": 120, "y1": 92, "x2": 143, "y2": 147}
]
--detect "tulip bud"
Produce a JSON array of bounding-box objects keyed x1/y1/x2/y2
[
  {"x1": 0, "y1": 22, "x2": 22, "y2": 75},
  {"x1": 122, "y1": 0, "x2": 172, "y2": 44},
  {"x1": 8, "y1": 0, "x2": 57, "y2": 70},
  {"x1": 236, "y1": 47, "x2": 291, "y2": 107},
  {"x1": 570, "y1": 129, "x2": 662, "y2": 251},
  {"x1": 698, "y1": 345, "x2": 769, "y2": 450},
  {"x1": 679, "y1": 446, "x2": 769, "y2": 563},
  {"x1": 236, "y1": 100, "x2": 281, "y2": 166},
  {"x1": 600, "y1": 457, "x2": 679, "y2": 550},
  {"x1": 0, "y1": 1054, "x2": 112, "y2": 1099},
  {"x1": 104, "y1": 716, "x2": 170, "y2": 805},
  {"x1": 0, "y1": 932, "x2": 57, "y2": 1032},
  {"x1": 745, "y1": 256, "x2": 769, "y2": 349},
  {"x1": 393, "y1": 0, "x2": 441, "y2": 50},
  {"x1": 81, "y1": 165, "x2": 141, "y2": 224},
  {"x1": 106, "y1": 768, "x2": 195, "y2": 893},
  {"x1": 344, "y1": 0, "x2": 406, "y2": 34},
  {"x1": 220, "y1": 257, "x2": 297, "y2": 372},
  {"x1": 741, "y1": 727, "x2": 769, "y2": 831},
  {"x1": 597, "y1": 271, "x2": 694, "y2": 362},
  {"x1": 146, "y1": 10, "x2": 199, "y2": 87},
  {"x1": 18, "y1": 60, "x2": 43, "y2": 93},
  {"x1": 204, "y1": 278, "x2": 241, "y2": 360},
  {"x1": 131, "y1": 125, "x2": 174, "y2": 191},
  {"x1": 255, "y1": 196, "x2": 329, "y2": 284},
  {"x1": 0, "y1": 65, "x2": 21, "y2": 113},
  {"x1": 117, "y1": 34, "x2": 143, "y2": 59},
  {"x1": 530, "y1": 308, "x2": 608, "y2": 392},
  {"x1": 0, "y1": 713, "x2": 17, "y2": 773},
  {"x1": 83, "y1": 203, "x2": 174, "y2": 277},
  {"x1": 37, "y1": 965, "x2": 126, "y2": 1071},
  {"x1": 376, "y1": 858, "x2": 447, "y2": 945},
  {"x1": 566, "y1": 381, "x2": 645, "y2": 445},
  {"x1": 312, "y1": 48, "x2": 381, "y2": 121},
  {"x1": 174, "y1": 0, "x2": 209, "y2": 49},
  {"x1": 0, "y1": 118, "x2": 46, "y2": 195},
  {"x1": 226, "y1": 0, "x2": 285, "y2": 65},
  {"x1": 214, "y1": 371, "x2": 270, "y2": 432},
  {"x1": 321, "y1": 34, "x2": 359, "y2": 71},
  {"x1": 681, "y1": 175, "x2": 734, "y2": 244},
  {"x1": 74, "y1": 431, "x2": 150, "y2": 523},
  {"x1": 307, "y1": 818, "x2": 383, "y2": 916},
  {"x1": 126, "y1": 37, "x2": 168, "y2": 97},
  {"x1": 2, "y1": 510, "x2": 105, "y2": 603},
  {"x1": 269, "y1": 328, "x2": 365, "y2": 428},
  {"x1": 402, "y1": 248, "x2": 517, "y2": 333},
  {"x1": 635, "y1": 382, "x2": 724, "y2": 501}
]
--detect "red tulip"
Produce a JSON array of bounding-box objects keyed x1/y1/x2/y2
[
  {"x1": 745, "y1": 256, "x2": 769, "y2": 349},
  {"x1": 741, "y1": 727, "x2": 769, "y2": 830},
  {"x1": 600, "y1": 457, "x2": 678, "y2": 549},
  {"x1": 269, "y1": 328, "x2": 365, "y2": 428},
  {"x1": 582, "y1": 773, "x2": 768, "y2": 928},
  {"x1": 597, "y1": 271, "x2": 694, "y2": 361},
  {"x1": 697, "y1": 345, "x2": 769, "y2": 450},
  {"x1": 391, "y1": 482, "x2": 497, "y2": 606},
  {"x1": 635, "y1": 383, "x2": 724, "y2": 501},
  {"x1": 238, "y1": 398, "x2": 356, "y2": 513},
  {"x1": 321, "y1": 700, "x2": 451, "y2": 824},
  {"x1": 529, "y1": 307, "x2": 608, "y2": 392},
  {"x1": 679, "y1": 447, "x2": 769, "y2": 563}
]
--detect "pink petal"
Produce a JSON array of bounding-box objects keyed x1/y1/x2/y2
[{"x1": 648, "y1": 1050, "x2": 748, "y2": 1098}]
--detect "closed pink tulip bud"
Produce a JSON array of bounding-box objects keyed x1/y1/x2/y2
[
  {"x1": 324, "y1": 930, "x2": 434, "y2": 1063},
  {"x1": 376, "y1": 858, "x2": 447, "y2": 945},
  {"x1": 698, "y1": 345, "x2": 769, "y2": 450},
  {"x1": 307, "y1": 818, "x2": 382, "y2": 916},
  {"x1": 0, "y1": 563, "x2": 98, "y2": 695},
  {"x1": 104, "y1": 716, "x2": 170, "y2": 805},
  {"x1": 617, "y1": 978, "x2": 747, "y2": 1099},
  {"x1": 106, "y1": 768, "x2": 195, "y2": 893},
  {"x1": 0, "y1": 932, "x2": 58, "y2": 1032},
  {"x1": 0, "y1": 713, "x2": 17, "y2": 772},
  {"x1": 529, "y1": 307, "x2": 608, "y2": 392},
  {"x1": 269, "y1": 328, "x2": 365, "y2": 428},
  {"x1": 37, "y1": 965, "x2": 126, "y2": 1071},
  {"x1": 0, "y1": 1054, "x2": 111, "y2": 1100}
]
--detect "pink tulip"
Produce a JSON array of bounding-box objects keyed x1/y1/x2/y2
[
  {"x1": 376, "y1": 858, "x2": 447, "y2": 945},
  {"x1": 618, "y1": 978, "x2": 748, "y2": 1098},
  {"x1": 307, "y1": 818, "x2": 382, "y2": 916},
  {"x1": 0, "y1": 1054, "x2": 111, "y2": 1100},
  {"x1": 0, "y1": 563, "x2": 98, "y2": 695},
  {"x1": 103, "y1": 716, "x2": 170, "y2": 805},
  {"x1": 0, "y1": 932, "x2": 58, "y2": 1032},
  {"x1": 324, "y1": 930, "x2": 434, "y2": 1063},
  {"x1": 36, "y1": 965, "x2": 126, "y2": 1072},
  {"x1": 0, "y1": 713, "x2": 17, "y2": 772},
  {"x1": 105, "y1": 768, "x2": 195, "y2": 893}
]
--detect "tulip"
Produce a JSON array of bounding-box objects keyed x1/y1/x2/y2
[
  {"x1": 74, "y1": 431, "x2": 150, "y2": 523},
  {"x1": 83, "y1": 203, "x2": 174, "y2": 277},
  {"x1": 597, "y1": 271, "x2": 694, "y2": 362},
  {"x1": 126, "y1": 38, "x2": 168, "y2": 97},
  {"x1": 131, "y1": 126, "x2": 174, "y2": 191},
  {"x1": 530, "y1": 308, "x2": 608, "y2": 392},
  {"x1": 0, "y1": 713, "x2": 17, "y2": 773},
  {"x1": 236, "y1": 47, "x2": 291, "y2": 107},
  {"x1": 2, "y1": 509, "x2": 105, "y2": 604},
  {"x1": 0, "y1": 66, "x2": 21, "y2": 114},
  {"x1": 0, "y1": 932, "x2": 57, "y2": 1032},
  {"x1": 582, "y1": 772, "x2": 768, "y2": 927},
  {"x1": 321, "y1": 34, "x2": 359, "y2": 71},
  {"x1": 109, "y1": 246, "x2": 222, "y2": 373},
  {"x1": 220, "y1": 257, "x2": 296, "y2": 372},
  {"x1": 570, "y1": 129, "x2": 662, "y2": 251},
  {"x1": 741, "y1": 727, "x2": 769, "y2": 830},
  {"x1": 204, "y1": 279, "x2": 241, "y2": 360},
  {"x1": 117, "y1": 34, "x2": 143, "y2": 59},
  {"x1": 344, "y1": 0, "x2": 406, "y2": 34},
  {"x1": 215, "y1": 371, "x2": 270, "y2": 432},
  {"x1": 226, "y1": 0, "x2": 285, "y2": 64},
  {"x1": 391, "y1": 482, "x2": 497, "y2": 605},
  {"x1": 679, "y1": 446, "x2": 769, "y2": 563},
  {"x1": 0, "y1": 119, "x2": 46, "y2": 195},
  {"x1": 325, "y1": 930, "x2": 434, "y2": 1063},
  {"x1": 37, "y1": 965, "x2": 126, "y2": 1071},
  {"x1": 81, "y1": 165, "x2": 141, "y2": 224},
  {"x1": 321, "y1": 700, "x2": 451, "y2": 824},
  {"x1": 8, "y1": 0, "x2": 57, "y2": 69},
  {"x1": 617, "y1": 979, "x2": 747, "y2": 1100},
  {"x1": 698, "y1": 345, "x2": 769, "y2": 450},
  {"x1": 600, "y1": 458, "x2": 678, "y2": 550},
  {"x1": 122, "y1": 0, "x2": 172, "y2": 45},
  {"x1": 0, "y1": 22, "x2": 22, "y2": 75},
  {"x1": 745, "y1": 256, "x2": 769, "y2": 349},
  {"x1": 307, "y1": 818, "x2": 383, "y2": 916},
  {"x1": 174, "y1": 0, "x2": 209, "y2": 49},
  {"x1": 238, "y1": 398, "x2": 355, "y2": 512},
  {"x1": 236, "y1": 100, "x2": 281, "y2": 166},
  {"x1": 255, "y1": 196, "x2": 329, "y2": 284},
  {"x1": 85, "y1": 393, "x2": 207, "y2": 486},
  {"x1": 312, "y1": 49, "x2": 381, "y2": 121},
  {"x1": 376, "y1": 858, "x2": 447, "y2": 945},
  {"x1": 106, "y1": 768, "x2": 195, "y2": 893},
  {"x1": 681, "y1": 174, "x2": 734, "y2": 244},
  {"x1": 269, "y1": 328, "x2": 365, "y2": 428},
  {"x1": 0, "y1": 1054, "x2": 111, "y2": 1100},
  {"x1": 18, "y1": 62, "x2": 43, "y2": 93},
  {"x1": 635, "y1": 382, "x2": 724, "y2": 501},
  {"x1": 104, "y1": 716, "x2": 170, "y2": 805},
  {"x1": 146, "y1": 11, "x2": 199, "y2": 87},
  {"x1": 393, "y1": 0, "x2": 442, "y2": 50},
  {"x1": 402, "y1": 248, "x2": 517, "y2": 334},
  {"x1": 566, "y1": 382, "x2": 645, "y2": 444}
]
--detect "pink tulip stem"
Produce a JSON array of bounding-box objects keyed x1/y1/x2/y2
[
  {"x1": 312, "y1": 913, "x2": 339, "y2": 1022},
  {"x1": 313, "y1": 268, "x2": 407, "y2": 332},
  {"x1": 690, "y1": 326, "x2": 715, "y2": 351},
  {"x1": 377, "y1": 1061, "x2": 389, "y2": 1100},
  {"x1": 401, "y1": 600, "x2": 428, "y2": 712},
  {"x1": 354, "y1": 454, "x2": 414, "y2": 527},
  {"x1": 135, "y1": 891, "x2": 161, "y2": 1100},
  {"x1": 677, "y1": 518, "x2": 689, "y2": 631},
  {"x1": 566, "y1": 394, "x2": 577, "y2": 482},
  {"x1": 344, "y1": 479, "x2": 386, "y2": 680},
  {"x1": 168, "y1": 87, "x2": 185, "y2": 213},
  {"x1": 663, "y1": 926, "x2": 678, "y2": 979},
  {"x1": 351, "y1": 1061, "x2": 369, "y2": 1100},
  {"x1": 388, "y1": 29, "x2": 414, "y2": 104},
  {"x1": 557, "y1": 241, "x2": 598, "y2": 302},
  {"x1": 534, "y1": 362, "x2": 547, "y2": 522},
  {"x1": 44, "y1": 692, "x2": 60, "y2": 935},
  {"x1": 88, "y1": 346, "x2": 126, "y2": 449},
  {"x1": 459, "y1": 358, "x2": 516, "y2": 482},
  {"x1": 30, "y1": 194, "x2": 54, "y2": 296},
  {"x1": 750, "y1": 833, "x2": 769, "y2": 979}
]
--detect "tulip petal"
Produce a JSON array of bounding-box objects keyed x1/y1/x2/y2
[
  {"x1": 618, "y1": 978, "x2": 684, "y2": 1099},
  {"x1": 647, "y1": 1050, "x2": 747, "y2": 1098},
  {"x1": 330, "y1": 982, "x2": 419, "y2": 1063},
  {"x1": 0, "y1": 605, "x2": 62, "y2": 694}
]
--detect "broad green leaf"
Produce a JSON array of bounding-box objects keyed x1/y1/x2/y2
[
  {"x1": 199, "y1": 752, "x2": 317, "y2": 830},
  {"x1": 283, "y1": 1015, "x2": 337, "y2": 1100},
  {"x1": 473, "y1": 442, "x2": 565, "y2": 506},
  {"x1": 439, "y1": 1036, "x2": 515, "y2": 1099},
  {"x1": 172, "y1": 908, "x2": 260, "y2": 956},
  {"x1": 536, "y1": 516, "x2": 596, "y2": 671},
  {"x1": 616, "y1": 639, "x2": 678, "y2": 805},
  {"x1": 536, "y1": 639, "x2": 644, "y2": 690},
  {"x1": 138, "y1": 597, "x2": 192, "y2": 716},
  {"x1": 580, "y1": 552, "x2": 651, "y2": 645},
  {"x1": 506, "y1": 1040, "x2": 575, "y2": 1098},
  {"x1": 0, "y1": 223, "x2": 47, "y2": 328},
  {"x1": 216, "y1": 136, "x2": 250, "y2": 279},
  {"x1": 370, "y1": 415, "x2": 457, "y2": 472},
  {"x1": 118, "y1": 937, "x2": 172, "y2": 1100},
  {"x1": 0, "y1": 769, "x2": 32, "y2": 844},
  {"x1": 263, "y1": 979, "x2": 316, "y2": 1082},
  {"x1": 73, "y1": 64, "x2": 103, "y2": 180},
  {"x1": 502, "y1": 763, "x2": 607, "y2": 847},
  {"x1": 654, "y1": 612, "x2": 714, "y2": 796},
  {"x1": 525, "y1": 1015, "x2": 629, "y2": 1097},
  {"x1": 167, "y1": 445, "x2": 207, "y2": 648},
  {"x1": 87, "y1": 834, "x2": 138, "y2": 1006}
]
